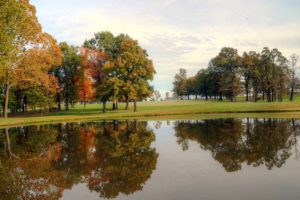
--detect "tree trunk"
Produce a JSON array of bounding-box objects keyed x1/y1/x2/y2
[
  {"x1": 1, "y1": 105, "x2": 3, "y2": 117},
  {"x1": 219, "y1": 93, "x2": 223, "y2": 101},
  {"x1": 267, "y1": 89, "x2": 271, "y2": 102},
  {"x1": 245, "y1": 83, "x2": 249, "y2": 102},
  {"x1": 3, "y1": 83, "x2": 10, "y2": 118},
  {"x1": 102, "y1": 100, "x2": 107, "y2": 113},
  {"x1": 253, "y1": 89, "x2": 257, "y2": 102},
  {"x1": 57, "y1": 101, "x2": 61, "y2": 111},
  {"x1": 71, "y1": 101, "x2": 75, "y2": 108},
  {"x1": 272, "y1": 89, "x2": 276, "y2": 102},
  {"x1": 290, "y1": 84, "x2": 294, "y2": 101},
  {"x1": 279, "y1": 92, "x2": 282, "y2": 102},
  {"x1": 57, "y1": 93, "x2": 61, "y2": 111},
  {"x1": 65, "y1": 97, "x2": 69, "y2": 111},
  {"x1": 23, "y1": 96, "x2": 26, "y2": 112},
  {"x1": 134, "y1": 100, "x2": 137, "y2": 112},
  {"x1": 125, "y1": 98, "x2": 129, "y2": 110},
  {"x1": 25, "y1": 96, "x2": 28, "y2": 112}
]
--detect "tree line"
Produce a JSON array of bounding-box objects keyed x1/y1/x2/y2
[
  {"x1": 173, "y1": 47, "x2": 299, "y2": 102},
  {"x1": 0, "y1": 0, "x2": 155, "y2": 118}
]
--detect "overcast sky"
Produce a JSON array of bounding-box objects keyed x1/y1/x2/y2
[{"x1": 31, "y1": 0, "x2": 300, "y2": 96}]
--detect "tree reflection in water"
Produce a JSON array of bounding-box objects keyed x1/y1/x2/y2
[
  {"x1": 0, "y1": 121, "x2": 158, "y2": 200},
  {"x1": 175, "y1": 118, "x2": 300, "y2": 172},
  {"x1": 1, "y1": 118, "x2": 299, "y2": 199},
  {"x1": 0, "y1": 125, "x2": 65, "y2": 200}
]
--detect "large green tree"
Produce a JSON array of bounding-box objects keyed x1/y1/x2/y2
[
  {"x1": 114, "y1": 35, "x2": 155, "y2": 112},
  {"x1": 54, "y1": 42, "x2": 81, "y2": 110},
  {"x1": 85, "y1": 32, "x2": 155, "y2": 112}
]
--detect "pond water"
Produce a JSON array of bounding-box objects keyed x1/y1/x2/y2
[{"x1": 1, "y1": 118, "x2": 300, "y2": 200}]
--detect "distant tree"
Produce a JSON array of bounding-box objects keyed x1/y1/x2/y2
[
  {"x1": 241, "y1": 51, "x2": 260, "y2": 101},
  {"x1": 195, "y1": 69, "x2": 209, "y2": 100},
  {"x1": 153, "y1": 90, "x2": 161, "y2": 101},
  {"x1": 176, "y1": 47, "x2": 292, "y2": 103},
  {"x1": 260, "y1": 48, "x2": 289, "y2": 102},
  {"x1": 289, "y1": 54, "x2": 299, "y2": 101},
  {"x1": 173, "y1": 68, "x2": 187, "y2": 99},
  {"x1": 211, "y1": 47, "x2": 242, "y2": 101},
  {"x1": 186, "y1": 76, "x2": 197, "y2": 99},
  {"x1": 251, "y1": 52, "x2": 263, "y2": 101},
  {"x1": 207, "y1": 62, "x2": 224, "y2": 100}
]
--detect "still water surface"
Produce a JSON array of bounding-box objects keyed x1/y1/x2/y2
[{"x1": 1, "y1": 118, "x2": 300, "y2": 200}]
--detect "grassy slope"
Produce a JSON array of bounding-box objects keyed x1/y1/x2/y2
[{"x1": 2, "y1": 99, "x2": 300, "y2": 127}]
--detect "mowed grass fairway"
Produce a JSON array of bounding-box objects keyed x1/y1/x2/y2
[{"x1": 2, "y1": 99, "x2": 300, "y2": 127}]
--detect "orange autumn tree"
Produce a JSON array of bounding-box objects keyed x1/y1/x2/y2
[
  {"x1": 0, "y1": 0, "x2": 42, "y2": 118},
  {"x1": 17, "y1": 33, "x2": 62, "y2": 111},
  {"x1": 0, "y1": 0, "x2": 62, "y2": 117},
  {"x1": 77, "y1": 70, "x2": 94, "y2": 108},
  {"x1": 76, "y1": 48, "x2": 101, "y2": 108},
  {"x1": 88, "y1": 49, "x2": 111, "y2": 113}
]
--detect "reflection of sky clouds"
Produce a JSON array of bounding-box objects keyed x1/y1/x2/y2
[{"x1": 32, "y1": 0, "x2": 300, "y2": 92}]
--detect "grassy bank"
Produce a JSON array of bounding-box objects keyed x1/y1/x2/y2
[{"x1": 2, "y1": 100, "x2": 300, "y2": 127}]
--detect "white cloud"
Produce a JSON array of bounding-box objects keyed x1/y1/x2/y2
[{"x1": 31, "y1": 0, "x2": 300, "y2": 93}]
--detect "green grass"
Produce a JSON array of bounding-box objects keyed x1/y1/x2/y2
[{"x1": 2, "y1": 99, "x2": 300, "y2": 128}]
